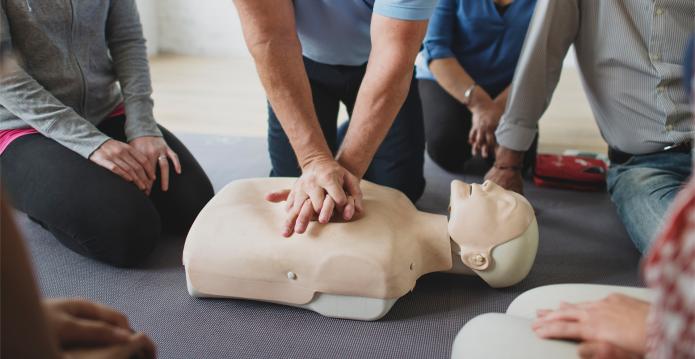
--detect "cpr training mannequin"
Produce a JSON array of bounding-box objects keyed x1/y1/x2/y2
[{"x1": 183, "y1": 178, "x2": 539, "y2": 320}]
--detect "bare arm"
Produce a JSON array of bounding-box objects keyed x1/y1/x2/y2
[
  {"x1": 429, "y1": 57, "x2": 479, "y2": 104},
  {"x1": 234, "y1": 0, "x2": 330, "y2": 168},
  {"x1": 337, "y1": 14, "x2": 428, "y2": 178},
  {"x1": 493, "y1": 86, "x2": 511, "y2": 108},
  {"x1": 234, "y1": 0, "x2": 362, "y2": 236},
  {"x1": 1, "y1": 195, "x2": 62, "y2": 359}
]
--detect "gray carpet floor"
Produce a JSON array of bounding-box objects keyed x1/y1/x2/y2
[{"x1": 19, "y1": 134, "x2": 643, "y2": 359}]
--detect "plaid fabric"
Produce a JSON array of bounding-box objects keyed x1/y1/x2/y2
[{"x1": 644, "y1": 179, "x2": 695, "y2": 358}]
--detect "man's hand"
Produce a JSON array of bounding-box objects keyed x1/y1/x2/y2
[
  {"x1": 532, "y1": 293, "x2": 650, "y2": 356},
  {"x1": 484, "y1": 146, "x2": 526, "y2": 194},
  {"x1": 468, "y1": 89, "x2": 504, "y2": 158},
  {"x1": 266, "y1": 158, "x2": 363, "y2": 237},
  {"x1": 130, "y1": 136, "x2": 182, "y2": 193},
  {"x1": 89, "y1": 139, "x2": 152, "y2": 193}
]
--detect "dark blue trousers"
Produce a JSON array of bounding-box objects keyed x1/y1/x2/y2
[{"x1": 267, "y1": 57, "x2": 426, "y2": 202}]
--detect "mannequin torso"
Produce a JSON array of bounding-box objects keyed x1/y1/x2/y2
[{"x1": 184, "y1": 178, "x2": 538, "y2": 320}]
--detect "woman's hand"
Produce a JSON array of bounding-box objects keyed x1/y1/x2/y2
[
  {"x1": 89, "y1": 140, "x2": 153, "y2": 192},
  {"x1": 532, "y1": 293, "x2": 650, "y2": 355},
  {"x1": 468, "y1": 90, "x2": 504, "y2": 159},
  {"x1": 44, "y1": 298, "x2": 156, "y2": 359},
  {"x1": 129, "y1": 136, "x2": 181, "y2": 192}
]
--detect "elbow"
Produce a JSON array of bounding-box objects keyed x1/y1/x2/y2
[{"x1": 245, "y1": 31, "x2": 299, "y2": 62}]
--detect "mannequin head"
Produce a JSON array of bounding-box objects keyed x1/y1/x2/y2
[{"x1": 448, "y1": 180, "x2": 539, "y2": 287}]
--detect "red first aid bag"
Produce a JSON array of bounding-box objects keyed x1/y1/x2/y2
[{"x1": 533, "y1": 154, "x2": 608, "y2": 191}]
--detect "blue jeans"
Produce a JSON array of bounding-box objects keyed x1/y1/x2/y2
[
  {"x1": 607, "y1": 151, "x2": 692, "y2": 253},
  {"x1": 267, "y1": 57, "x2": 426, "y2": 202}
]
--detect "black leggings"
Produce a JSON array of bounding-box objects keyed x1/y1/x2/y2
[
  {"x1": 418, "y1": 79, "x2": 537, "y2": 173},
  {"x1": 0, "y1": 117, "x2": 214, "y2": 267}
]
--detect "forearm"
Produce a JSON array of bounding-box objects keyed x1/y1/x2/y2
[
  {"x1": 107, "y1": 0, "x2": 162, "y2": 141},
  {"x1": 338, "y1": 16, "x2": 428, "y2": 177},
  {"x1": 235, "y1": 0, "x2": 331, "y2": 168},
  {"x1": 1, "y1": 197, "x2": 62, "y2": 359},
  {"x1": 493, "y1": 86, "x2": 511, "y2": 107},
  {"x1": 429, "y1": 58, "x2": 477, "y2": 105},
  {"x1": 495, "y1": 0, "x2": 579, "y2": 152}
]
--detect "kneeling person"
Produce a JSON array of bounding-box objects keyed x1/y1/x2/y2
[
  {"x1": 486, "y1": 0, "x2": 695, "y2": 253},
  {"x1": 233, "y1": 0, "x2": 436, "y2": 236},
  {"x1": 0, "y1": 0, "x2": 214, "y2": 267}
]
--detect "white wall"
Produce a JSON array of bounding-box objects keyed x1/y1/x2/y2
[
  {"x1": 138, "y1": 1, "x2": 580, "y2": 67},
  {"x1": 135, "y1": 0, "x2": 159, "y2": 55},
  {"x1": 156, "y1": 0, "x2": 247, "y2": 56}
]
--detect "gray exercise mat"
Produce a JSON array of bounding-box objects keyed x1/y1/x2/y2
[{"x1": 19, "y1": 134, "x2": 642, "y2": 359}]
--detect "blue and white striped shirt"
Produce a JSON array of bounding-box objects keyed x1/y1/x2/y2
[{"x1": 496, "y1": 0, "x2": 695, "y2": 155}]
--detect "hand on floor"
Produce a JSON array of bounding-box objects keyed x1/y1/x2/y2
[
  {"x1": 44, "y1": 298, "x2": 156, "y2": 359},
  {"x1": 484, "y1": 166, "x2": 523, "y2": 194},
  {"x1": 265, "y1": 158, "x2": 363, "y2": 237},
  {"x1": 484, "y1": 146, "x2": 525, "y2": 194},
  {"x1": 532, "y1": 293, "x2": 650, "y2": 356}
]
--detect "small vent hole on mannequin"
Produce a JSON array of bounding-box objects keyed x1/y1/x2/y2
[{"x1": 409, "y1": 263, "x2": 414, "y2": 270}]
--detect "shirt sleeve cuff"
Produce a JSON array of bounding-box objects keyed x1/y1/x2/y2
[
  {"x1": 373, "y1": 0, "x2": 437, "y2": 20},
  {"x1": 423, "y1": 43, "x2": 455, "y2": 63},
  {"x1": 73, "y1": 133, "x2": 112, "y2": 159},
  {"x1": 123, "y1": 100, "x2": 163, "y2": 141},
  {"x1": 495, "y1": 117, "x2": 539, "y2": 152}
]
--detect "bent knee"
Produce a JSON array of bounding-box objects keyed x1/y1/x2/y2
[
  {"x1": 83, "y1": 204, "x2": 161, "y2": 267},
  {"x1": 426, "y1": 141, "x2": 470, "y2": 173}
]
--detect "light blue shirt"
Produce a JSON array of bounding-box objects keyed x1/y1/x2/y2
[{"x1": 294, "y1": 0, "x2": 437, "y2": 66}]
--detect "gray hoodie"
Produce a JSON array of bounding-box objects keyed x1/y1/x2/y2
[{"x1": 0, "y1": 0, "x2": 162, "y2": 158}]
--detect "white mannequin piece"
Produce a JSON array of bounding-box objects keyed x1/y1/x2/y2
[
  {"x1": 451, "y1": 284, "x2": 654, "y2": 358},
  {"x1": 183, "y1": 178, "x2": 539, "y2": 320}
]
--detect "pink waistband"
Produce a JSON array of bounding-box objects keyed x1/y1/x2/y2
[{"x1": 0, "y1": 103, "x2": 125, "y2": 155}]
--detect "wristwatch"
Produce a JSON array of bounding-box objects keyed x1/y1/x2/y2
[{"x1": 463, "y1": 83, "x2": 477, "y2": 106}]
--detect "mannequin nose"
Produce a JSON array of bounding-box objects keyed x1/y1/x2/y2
[{"x1": 481, "y1": 180, "x2": 498, "y2": 190}]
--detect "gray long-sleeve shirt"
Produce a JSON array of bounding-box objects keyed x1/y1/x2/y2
[
  {"x1": 0, "y1": 0, "x2": 162, "y2": 158},
  {"x1": 496, "y1": 0, "x2": 694, "y2": 155}
]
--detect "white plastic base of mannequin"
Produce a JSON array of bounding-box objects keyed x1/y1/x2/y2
[
  {"x1": 451, "y1": 284, "x2": 655, "y2": 359},
  {"x1": 184, "y1": 222, "x2": 538, "y2": 321},
  {"x1": 185, "y1": 269, "x2": 398, "y2": 321}
]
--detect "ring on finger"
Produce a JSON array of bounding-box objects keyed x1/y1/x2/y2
[{"x1": 158, "y1": 155, "x2": 167, "y2": 161}]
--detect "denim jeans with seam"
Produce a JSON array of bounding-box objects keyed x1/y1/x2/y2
[{"x1": 607, "y1": 151, "x2": 692, "y2": 253}]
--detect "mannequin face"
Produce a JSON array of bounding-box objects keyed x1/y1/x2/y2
[
  {"x1": 448, "y1": 180, "x2": 535, "y2": 271},
  {"x1": 450, "y1": 181, "x2": 519, "y2": 224}
]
